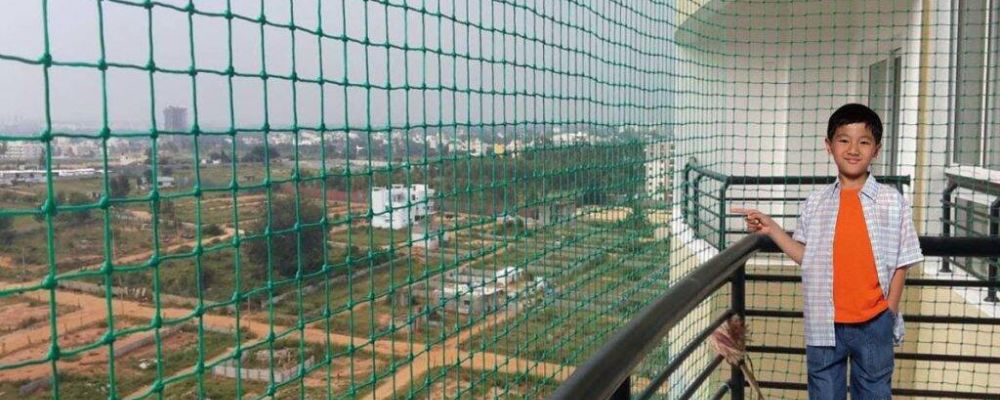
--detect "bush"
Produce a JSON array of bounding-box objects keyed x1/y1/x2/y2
[
  {"x1": 492, "y1": 218, "x2": 525, "y2": 236},
  {"x1": 244, "y1": 195, "x2": 325, "y2": 278},
  {"x1": 0, "y1": 216, "x2": 13, "y2": 245},
  {"x1": 59, "y1": 192, "x2": 95, "y2": 224},
  {"x1": 202, "y1": 224, "x2": 224, "y2": 236},
  {"x1": 241, "y1": 144, "x2": 279, "y2": 163}
]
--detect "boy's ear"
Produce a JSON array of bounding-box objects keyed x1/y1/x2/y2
[{"x1": 824, "y1": 138, "x2": 833, "y2": 154}]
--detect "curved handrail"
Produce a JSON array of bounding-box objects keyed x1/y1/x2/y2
[
  {"x1": 550, "y1": 235, "x2": 1000, "y2": 400},
  {"x1": 685, "y1": 161, "x2": 911, "y2": 186},
  {"x1": 549, "y1": 234, "x2": 767, "y2": 400}
]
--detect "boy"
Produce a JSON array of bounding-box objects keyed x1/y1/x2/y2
[{"x1": 732, "y1": 103, "x2": 923, "y2": 399}]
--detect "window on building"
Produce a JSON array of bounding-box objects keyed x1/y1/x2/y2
[
  {"x1": 868, "y1": 50, "x2": 902, "y2": 175},
  {"x1": 953, "y1": 0, "x2": 1000, "y2": 168},
  {"x1": 950, "y1": 1, "x2": 1000, "y2": 279}
]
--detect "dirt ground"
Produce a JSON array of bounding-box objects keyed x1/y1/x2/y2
[
  {"x1": 0, "y1": 302, "x2": 49, "y2": 334},
  {"x1": 0, "y1": 322, "x2": 172, "y2": 383},
  {"x1": 0, "y1": 239, "x2": 567, "y2": 400},
  {"x1": 324, "y1": 353, "x2": 386, "y2": 390},
  {"x1": 0, "y1": 325, "x2": 107, "y2": 382},
  {"x1": 426, "y1": 377, "x2": 517, "y2": 400}
]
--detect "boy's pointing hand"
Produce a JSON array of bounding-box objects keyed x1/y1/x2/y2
[{"x1": 731, "y1": 207, "x2": 778, "y2": 235}]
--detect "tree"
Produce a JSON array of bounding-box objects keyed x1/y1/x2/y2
[
  {"x1": 34, "y1": 192, "x2": 67, "y2": 224},
  {"x1": 0, "y1": 216, "x2": 13, "y2": 245},
  {"x1": 241, "y1": 145, "x2": 279, "y2": 163},
  {"x1": 61, "y1": 192, "x2": 93, "y2": 224},
  {"x1": 202, "y1": 223, "x2": 224, "y2": 236},
  {"x1": 110, "y1": 175, "x2": 131, "y2": 198},
  {"x1": 244, "y1": 195, "x2": 325, "y2": 278},
  {"x1": 32, "y1": 192, "x2": 92, "y2": 225},
  {"x1": 209, "y1": 150, "x2": 232, "y2": 163},
  {"x1": 144, "y1": 148, "x2": 170, "y2": 165}
]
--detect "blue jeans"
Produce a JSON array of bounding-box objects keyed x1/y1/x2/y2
[{"x1": 806, "y1": 309, "x2": 895, "y2": 400}]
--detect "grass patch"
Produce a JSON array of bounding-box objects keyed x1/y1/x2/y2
[
  {"x1": 329, "y1": 226, "x2": 409, "y2": 248},
  {"x1": 111, "y1": 326, "x2": 239, "y2": 396},
  {"x1": 157, "y1": 375, "x2": 267, "y2": 399},
  {"x1": 405, "y1": 366, "x2": 561, "y2": 399}
]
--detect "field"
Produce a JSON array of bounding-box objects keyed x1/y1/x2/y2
[
  {"x1": 402, "y1": 366, "x2": 561, "y2": 399},
  {"x1": 0, "y1": 162, "x2": 666, "y2": 399}
]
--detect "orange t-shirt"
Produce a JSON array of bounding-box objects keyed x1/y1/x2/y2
[{"x1": 833, "y1": 187, "x2": 888, "y2": 323}]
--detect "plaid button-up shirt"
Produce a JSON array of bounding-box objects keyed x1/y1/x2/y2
[{"x1": 792, "y1": 176, "x2": 924, "y2": 347}]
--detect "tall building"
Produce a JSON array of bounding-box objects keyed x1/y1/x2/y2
[
  {"x1": 644, "y1": 140, "x2": 674, "y2": 203},
  {"x1": 163, "y1": 106, "x2": 188, "y2": 132}
]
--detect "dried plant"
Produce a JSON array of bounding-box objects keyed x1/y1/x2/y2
[{"x1": 710, "y1": 316, "x2": 766, "y2": 399}]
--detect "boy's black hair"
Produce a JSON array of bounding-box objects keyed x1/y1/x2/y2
[{"x1": 827, "y1": 103, "x2": 883, "y2": 144}]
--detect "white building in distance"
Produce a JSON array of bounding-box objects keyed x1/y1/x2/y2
[
  {"x1": 0, "y1": 168, "x2": 101, "y2": 186},
  {"x1": 0, "y1": 142, "x2": 44, "y2": 162},
  {"x1": 552, "y1": 131, "x2": 595, "y2": 146},
  {"x1": 370, "y1": 184, "x2": 435, "y2": 229},
  {"x1": 645, "y1": 140, "x2": 674, "y2": 202}
]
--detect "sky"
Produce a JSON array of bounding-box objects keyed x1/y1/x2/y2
[{"x1": 0, "y1": 0, "x2": 673, "y2": 132}]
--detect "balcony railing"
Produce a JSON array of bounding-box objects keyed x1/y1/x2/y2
[
  {"x1": 941, "y1": 170, "x2": 1000, "y2": 302},
  {"x1": 553, "y1": 235, "x2": 1000, "y2": 399},
  {"x1": 555, "y1": 164, "x2": 1000, "y2": 399},
  {"x1": 682, "y1": 161, "x2": 909, "y2": 249}
]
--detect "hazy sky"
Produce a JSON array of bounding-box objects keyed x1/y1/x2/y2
[{"x1": 0, "y1": 0, "x2": 672, "y2": 132}]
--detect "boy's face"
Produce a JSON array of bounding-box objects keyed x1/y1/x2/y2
[{"x1": 825, "y1": 122, "x2": 880, "y2": 181}]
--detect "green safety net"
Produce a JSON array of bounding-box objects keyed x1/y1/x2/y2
[
  {"x1": 0, "y1": 0, "x2": 670, "y2": 399},
  {"x1": 0, "y1": 1, "x2": 997, "y2": 399}
]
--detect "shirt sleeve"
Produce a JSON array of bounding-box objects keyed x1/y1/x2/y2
[
  {"x1": 896, "y1": 194, "x2": 924, "y2": 269},
  {"x1": 792, "y1": 196, "x2": 810, "y2": 244}
]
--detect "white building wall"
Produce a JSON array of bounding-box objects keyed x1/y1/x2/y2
[
  {"x1": 0, "y1": 142, "x2": 44, "y2": 161},
  {"x1": 671, "y1": 0, "x2": 963, "y2": 236},
  {"x1": 645, "y1": 142, "x2": 673, "y2": 202},
  {"x1": 371, "y1": 185, "x2": 435, "y2": 229},
  {"x1": 673, "y1": 1, "x2": 793, "y2": 236}
]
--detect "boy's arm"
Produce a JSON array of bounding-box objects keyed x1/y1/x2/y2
[
  {"x1": 887, "y1": 266, "x2": 910, "y2": 314},
  {"x1": 890, "y1": 194, "x2": 924, "y2": 314},
  {"x1": 768, "y1": 229, "x2": 805, "y2": 265},
  {"x1": 731, "y1": 208, "x2": 805, "y2": 265}
]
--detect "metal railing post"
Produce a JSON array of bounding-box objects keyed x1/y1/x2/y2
[
  {"x1": 719, "y1": 181, "x2": 730, "y2": 250},
  {"x1": 683, "y1": 164, "x2": 692, "y2": 225},
  {"x1": 941, "y1": 180, "x2": 958, "y2": 273},
  {"x1": 987, "y1": 198, "x2": 999, "y2": 303},
  {"x1": 731, "y1": 262, "x2": 747, "y2": 400},
  {"x1": 693, "y1": 175, "x2": 704, "y2": 240}
]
